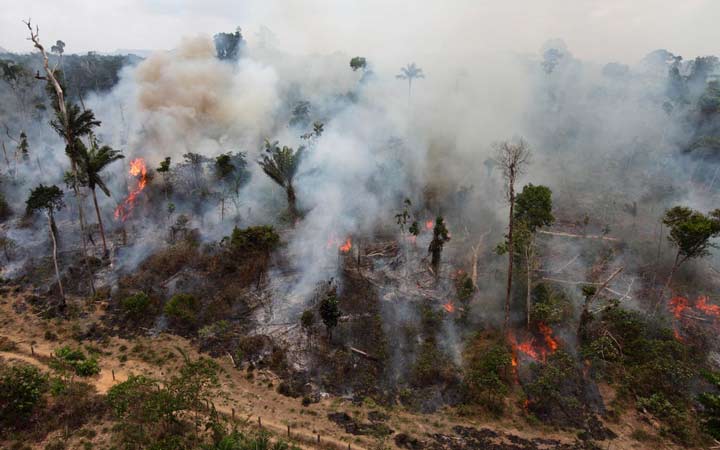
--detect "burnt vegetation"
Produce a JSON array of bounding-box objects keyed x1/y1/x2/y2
[{"x1": 0, "y1": 14, "x2": 720, "y2": 450}]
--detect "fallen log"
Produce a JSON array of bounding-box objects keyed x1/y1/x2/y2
[
  {"x1": 538, "y1": 230, "x2": 620, "y2": 242},
  {"x1": 349, "y1": 346, "x2": 379, "y2": 362}
]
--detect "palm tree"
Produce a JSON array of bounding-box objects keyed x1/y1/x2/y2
[
  {"x1": 396, "y1": 63, "x2": 425, "y2": 102},
  {"x1": 258, "y1": 140, "x2": 303, "y2": 221},
  {"x1": 76, "y1": 138, "x2": 124, "y2": 257}
]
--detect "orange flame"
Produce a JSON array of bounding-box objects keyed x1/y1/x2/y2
[
  {"x1": 696, "y1": 296, "x2": 720, "y2": 318},
  {"x1": 673, "y1": 327, "x2": 684, "y2": 342},
  {"x1": 538, "y1": 322, "x2": 558, "y2": 352},
  {"x1": 425, "y1": 220, "x2": 434, "y2": 230},
  {"x1": 114, "y1": 158, "x2": 148, "y2": 222},
  {"x1": 443, "y1": 302, "x2": 455, "y2": 313},
  {"x1": 339, "y1": 237, "x2": 352, "y2": 253},
  {"x1": 669, "y1": 296, "x2": 689, "y2": 319}
]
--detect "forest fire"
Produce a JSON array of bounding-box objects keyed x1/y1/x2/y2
[
  {"x1": 509, "y1": 323, "x2": 559, "y2": 367},
  {"x1": 669, "y1": 295, "x2": 719, "y2": 320},
  {"x1": 443, "y1": 302, "x2": 455, "y2": 313},
  {"x1": 339, "y1": 237, "x2": 352, "y2": 253},
  {"x1": 669, "y1": 296, "x2": 689, "y2": 319},
  {"x1": 114, "y1": 158, "x2": 148, "y2": 222},
  {"x1": 538, "y1": 322, "x2": 558, "y2": 352},
  {"x1": 696, "y1": 296, "x2": 720, "y2": 318},
  {"x1": 425, "y1": 220, "x2": 434, "y2": 230}
]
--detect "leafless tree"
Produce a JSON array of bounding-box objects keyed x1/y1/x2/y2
[{"x1": 494, "y1": 138, "x2": 531, "y2": 332}]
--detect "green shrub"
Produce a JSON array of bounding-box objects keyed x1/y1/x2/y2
[
  {"x1": 463, "y1": 336, "x2": 512, "y2": 415},
  {"x1": 120, "y1": 292, "x2": 152, "y2": 319},
  {"x1": 0, "y1": 364, "x2": 48, "y2": 427},
  {"x1": 52, "y1": 346, "x2": 101, "y2": 377},
  {"x1": 530, "y1": 283, "x2": 573, "y2": 324},
  {"x1": 699, "y1": 371, "x2": 720, "y2": 439},
  {"x1": 164, "y1": 293, "x2": 201, "y2": 328},
  {"x1": 228, "y1": 225, "x2": 280, "y2": 254}
]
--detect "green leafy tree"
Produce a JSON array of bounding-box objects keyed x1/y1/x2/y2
[
  {"x1": 0, "y1": 364, "x2": 48, "y2": 429},
  {"x1": 659, "y1": 206, "x2": 720, "y2": 304},
  {"x1": 428, "y1": 216, "x2": 450, "y2": 274},
  {"x1": 76, "y1": 137, "x2": 124, "y2": 256},
  {"x1": 396, "y1": 62, "x2": 424, "y2": 102},
  {"x1": 699, "y1": 371, "x2": 720, "y2": 439},
  {"x1": 350, "y1": 56, "x2": 367, "y2": 71},
  {"x1": 259, "y1": 140, "x2": 303, "y2": 221},
  {"x1": 215, "y1": 152, "x2": 250, "y2": 221},
  {"x1": 156, "y1": 156, "x2": 171, "y2": 199},
  {"x1": 26, "y1": 184, "x2": 66, "y2": 303},
  {"x1": 165, "y1": 293, "x2": 201, "y2": 330},
  {"x1": 319, "y1": 288, "x2": 341, "y2": 342},
  {"x1": 513, "y1": 184, "x2": 554, "y2": 328}
]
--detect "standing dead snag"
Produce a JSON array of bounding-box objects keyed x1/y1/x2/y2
[{"x1": 494, "y1": 138, "x2": 531, "y2": 332}]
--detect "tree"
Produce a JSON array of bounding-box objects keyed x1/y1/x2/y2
[
  {"x1": 50, "y1": 40, "x2": 65, "y2": 56},
  {"x1": 258, "y1": 140, "x2": 303, "y2": 221},
  {"x1": 76, "y1": 137, "x2": 124, "y2": 256},
  {"x1": 319, "y1": 288, "x2": 341, "y2": 342},
  {"x1": 214, "y1": 28, "x2": 244, "y2": 61},
  {"x1": 396, "y1": 63, "x2": 424, "y2": 102},
  {"x1": 513, "y1": 184, "x2": 554, "y2": 328},
  {"x1": 494, "y1": 138, "x2": 531, "y2": 332},
  {"x1": 18, "y1": 132, "x2": 29, "y2": 161},
  {"x1": 215, "y1": 152, "x2": 250, "y2": 221},
  {"x1": 350, "y1": 56, "x2": 367, "y2": 72},
  {"x1": 26, "y1": 184, "x2": 66, "y2": 304},
  {"x1": 428, "y1": 216, "x2": 450, "y2": 274},
  {"x1": 156, "y1": 156, "x2": 171, "y2": 199},
  {"x1": 659, "y1": 206, "x2": 720, "y2": 306}
]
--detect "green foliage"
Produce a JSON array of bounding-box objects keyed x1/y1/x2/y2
[
  {"x1": 108, "y1": 358, "x2": 221, "y2": 448},
  {"x1": 164, "y1": 293, "x2": 201, "y2": 328},
  {"x1": 0, "y1": 364, "x2": 48, "y2": 427},
  {"x1": 524, "y1": 351, "x2": 584, "y2": 425},
  {"x1": 582, "y1": 305, "x2": 700, "y2": 443},
  {"x1": 463, "y1": 336, "x2": 512, "y2": 415},
  {"x1": 455, "y1": 272, "x2": 475, "y2": 304},
  {"x1": 156, "y1": 157, "x2": 171, "y2": 173},
  {"x1": 350, "y1": 56, "x2": 367, "y2": 71},
  {"x1": 300, "y1": 309, "x2": 315, "y2": 333},
  {"x1": 26, "y1": 184, "x2": 65, "y2": 215},
  {"x1": 319, "y1": 289, "x2": 341, "y2": 339},
  {"x1": 52, "y1": 346, "x2": 100, "y2": 377},
  {"x1": 662, "y1": 206, "x2": 720, "y2": 262},
  {"x1": 228, "y1": 226, "x2": 280, "y2": 254},
  {"x1": 530, "y1": 283, "x2": 572, "y2": 325},
  {"x1": 75, "y1": 137, "x2": 124, "y2": 196},
  {"x1": 411, "y1": 340, "x2": 456, "y2": 388},
  {"x1": 699, "y1": 371, "x2": 720, "y2": 439},
  {"x1": 120, "y1": 292, "x2": 152, "y2": 319},
  {"x1": 259, "y1": 140, "x2": 303, "y2": 190},
  {"x1": 514, "y1": 184, "x2": 554, "y2": 233}
]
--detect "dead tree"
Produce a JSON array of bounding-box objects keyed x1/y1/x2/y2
[{"x1": 494, "y1": 138, "x2": 530, "y2": 332}]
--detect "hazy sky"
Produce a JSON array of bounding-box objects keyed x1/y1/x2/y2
[{"x1": 1, "y1": 0, "x2": 718, "y2": 64}]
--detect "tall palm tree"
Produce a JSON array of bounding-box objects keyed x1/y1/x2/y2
[
  {"x1": 396, "y1": 63, "x2": 425, "y2": 102},
  {"x1": 258, "y1": 140, "x2": 303, "y2": 221},
  {"x1": 76, "y1": 138, "x2": 124, "y2": 257}
]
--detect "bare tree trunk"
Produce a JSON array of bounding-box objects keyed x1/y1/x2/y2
[
  {"x1": 504, "y1": 178, "x2": 515, "y2": 332},
  {"x1": 656, "y1": 251, "x2": 682, "y2": 312},
  {"x1": 91, "y1": 188, "x2": 108, "y2": 257},
  {"x1": 577, "y1": 267, "x2": 623, "y2": 338},
  {"x1": 48, "y1": 211, "x2": 65, "y2": 306},
  {"x1": 221, "y1": 197, "x2": 225, "y2": 221},
  {"x1": 525, "y1": 244, "x2": 532, "y2": 330},
  {"x1": 287, "y1": 184, "x2": 298, "y2": 223}
]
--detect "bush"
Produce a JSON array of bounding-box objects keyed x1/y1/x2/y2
[
  {"x1": 120, "y1": 292, "x2": 152, "y2": 319},
  {"x1": 530, "y1": 283, "x2": 573, "y2": 325},
  {"x1": 228, "y1": 225, "x2": 280, "y2": 254},
  {"x1": 699, "y1": 371, "x2": 720, "y2": 439},
  {"x1": 0, "y1": 364, "x2": 48, "y2": 428},
  {"x1": 463, "y1": 336, "x2": 512, "y2": 415},
  {"x1": 164, "y1": 293, "x2": 201, "y2": 328},
  {"x1": 52, "y1": 346, "x2": 101, "y2": 377}
]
